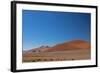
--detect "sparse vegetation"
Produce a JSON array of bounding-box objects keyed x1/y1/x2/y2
[{"x1": 23, "y1": 49, "x2": 90, "y2": 62}]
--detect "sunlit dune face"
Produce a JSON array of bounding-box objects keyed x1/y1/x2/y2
[
  {"x1": 45, "y1": 40, "x2": 90, "y2": 52},
  {"x1": 67, "y1": 40, "x2": 91, "y2": 49},
  {"x1": 23, "y1": 40, "x2": 91, "y2": 53}
]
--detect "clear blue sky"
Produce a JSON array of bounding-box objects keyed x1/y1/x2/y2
[{"x1": 22, "y1": 10, "x2": 91, "y2": 50}]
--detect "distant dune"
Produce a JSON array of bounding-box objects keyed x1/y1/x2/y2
[{"x1": 24, "y1": 40, "x2": 90, "y2": 53}]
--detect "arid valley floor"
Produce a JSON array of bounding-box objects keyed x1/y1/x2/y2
[
  {"x1": 22, "y1": 40, "x2": 91, "y2": 62},
  {"x1": 23, "y1": 49, "x2": 90, "y2": 62}
]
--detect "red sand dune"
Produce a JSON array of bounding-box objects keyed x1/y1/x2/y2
[
  {"x1": 23, "y1": 40, "x2": 91, "y2": 62},
  {"x1": 25, "y1": 40, "x2": 90, "y2": 53},
  {"x1": 45, "y1": 40, "x2": 90, "y2": 52}
]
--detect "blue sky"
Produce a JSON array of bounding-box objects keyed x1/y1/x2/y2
[{"x1": 22, "y1": 10, "x2": 91, "y2": 50}]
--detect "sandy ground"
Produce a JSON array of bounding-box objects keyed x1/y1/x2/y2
[{"x1": 22, "y1": 49, "x2": 90, "y2": 62}]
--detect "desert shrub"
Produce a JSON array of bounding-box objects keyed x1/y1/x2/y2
[
  {"x1": 50, "y1": 59, "x2": 53, "y2": 61},
  {"x1": 32, "y1": 60, "x2": 36, "y2": 62},
  {"x1": 38, "y1": 50, "x2": 41, "y2": 52},
  {"x1": 37, "y1": 59, "x2": 41, "y2": 61},
  {"x1": 32, "y1": 50, "x2": 36, "y2": 52},
  {"x1": 43, "y1": 59, "x2": 47, "y2": 61},
  {"x1": 72, "y1": 59, "x2": 75, "y2": 60}
]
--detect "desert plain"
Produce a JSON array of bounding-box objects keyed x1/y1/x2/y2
[{"x1": 22, "y1": 40, "x2": 91, "y2": 62}]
